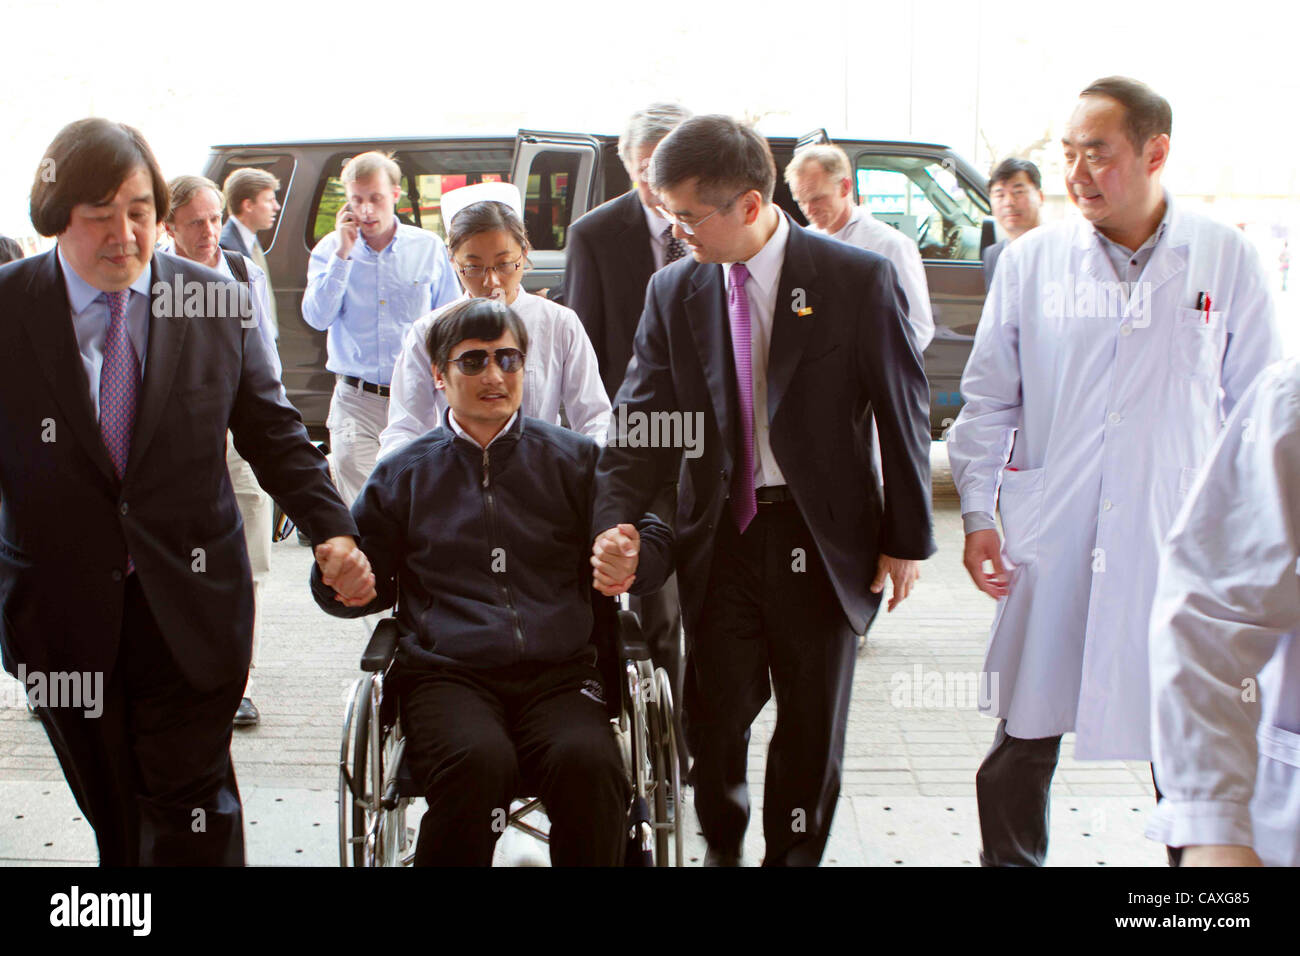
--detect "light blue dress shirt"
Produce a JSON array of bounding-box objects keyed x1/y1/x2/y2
[
  {"x1": 301, "y1": 223, "x2": 461, "y2": 386},
  {"x1": 60, "y1": 245, "x2": 152, "y2": 421}
]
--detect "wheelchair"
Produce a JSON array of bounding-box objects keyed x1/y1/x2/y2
[{"x1": 338, "y1": 595, "x2": 684, "y2": 866}]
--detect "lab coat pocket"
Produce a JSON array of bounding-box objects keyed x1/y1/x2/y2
[
  {"x1": 997, "y1": 467, "x2": 1045, "y2": 567},
  {"x1": 1172, "y1": 308, "x2": 1225, "y2": 381}
]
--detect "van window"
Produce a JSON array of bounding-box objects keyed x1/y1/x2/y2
[
  {"x1": 522, "y1": 150, "x2": 581, "y2": 252},
  {"x1": 211, "y1": 153, "x2": 296, "y2": 253},
  {"x1": 853, "y1": 153, "x2": 990, "y2": 261},
  {"x1": 307, "y1": 148, "x2": 512, "y2": 249}
]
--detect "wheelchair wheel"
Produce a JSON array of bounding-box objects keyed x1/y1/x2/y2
[
  {"x1": 339, "y1": 675, "x2": 408, "y2": 866},
  {"x1": 339, "y1": 677, "x2": 369, "y2": 866},
  {"x1": 649, "y1": 667, "x2": 684, "y2": 866}
]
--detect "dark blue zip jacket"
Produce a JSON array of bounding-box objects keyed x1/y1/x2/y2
[{"x1": 311, "y1": 412, "x2": 672, "y2": 670}]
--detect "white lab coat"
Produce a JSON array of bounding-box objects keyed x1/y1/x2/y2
[
  {"x1": 378, "y1": 290, "x2": 611, "y2": 459},
  {"x1": 1146, "y1": 358, "x2": 1300, "y2": 866},
  {"x1": 946, "y1": 195, "x2": 1281, "y2": 759}
]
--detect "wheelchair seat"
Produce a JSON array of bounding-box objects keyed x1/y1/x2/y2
[{"x1": 339, "y1": 597, "x2": 682, "y2": 867}]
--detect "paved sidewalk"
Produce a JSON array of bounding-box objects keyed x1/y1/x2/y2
[{"x1": 0, "y1": 443, "x2": 1166, "y2": 866}]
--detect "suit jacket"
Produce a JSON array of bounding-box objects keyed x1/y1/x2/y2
[
  {"x1": 564, "y1": 190, "x2": 656, "y2": 400},
  {"x1": 219, "y1": 217, "x2": 252, "y2": 259},
  {"x1": 0, "y1": 250, "x2": 356, "y2": 692},
  {"x1": 592, "y1": 214, "x2": 936, "y2": 636},
  {"x1": 982, "y1": 237, "x2": 1007, "y2": 292}
]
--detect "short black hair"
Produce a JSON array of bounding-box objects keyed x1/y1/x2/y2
[
  {"x1": 0, "y1": 236, "x2": 22, "y2": 264},
  {"x1": 30, "y1": 118, "x2": 169, "y2": 237},
  {"x1": 426, "y1": 298, "x2": 530, "y2": 374},
  {"x1": 989, "y1": 158, "x2": 1042, "y2": 191},
  {"x1": 1079, "y1": 76, "x2": 1172, "y2": 153},
  {"x1": 648, "y1": 114, "x2": 776, "y2": 206}
]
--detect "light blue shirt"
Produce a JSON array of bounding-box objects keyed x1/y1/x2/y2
[
  {"x1": 302, "y1": 223, "x2": 461, "y2": 385},
  {"x1": 60, "y1": 245, "x2": 151, "y2": 421}
]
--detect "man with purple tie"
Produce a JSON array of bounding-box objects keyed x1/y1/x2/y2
[
  {"x1": 0, "y1": 119, "x2": 374, "y2": 865},
  {"x1": 590, "y1": 115, "x2": 935, "y2": 865}
]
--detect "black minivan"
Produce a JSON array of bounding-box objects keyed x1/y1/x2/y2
[{"x1": 202, "y1": 128, "x2": 992, "y2": 440}]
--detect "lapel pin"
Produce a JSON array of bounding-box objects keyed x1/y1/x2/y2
[{"x1": 796, "y1": 307, "x2": 814, "y2": 317}]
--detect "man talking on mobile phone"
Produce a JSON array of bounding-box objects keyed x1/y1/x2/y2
[{"x1": 302, "y1": 151, "x2": 460, "y2": 505}]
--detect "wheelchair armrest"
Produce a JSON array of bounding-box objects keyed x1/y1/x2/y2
[
  {"x1": 617, "y1": 609, "x2": 653, "y2": 662},
  {"x1": 361, "y1": 618, "x2": 403, "y2": 672}
]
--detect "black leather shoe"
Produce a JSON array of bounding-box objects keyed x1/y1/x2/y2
[
  {"x1": 234, "y1": 697, "x2": 260, "y2": 727},
  {"x1": 703, "y1": 847, "x2": 742, "y2": 867}
]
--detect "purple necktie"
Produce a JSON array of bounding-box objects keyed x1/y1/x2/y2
[
  {"x1": 727, "y1": 263, "x2": 756, "y2": 532},
  {"x1": 100, "y1": 289, "x2": 138, "y2": 572}
]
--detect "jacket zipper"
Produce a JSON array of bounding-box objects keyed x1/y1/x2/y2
[{"x1": 481, "y1": 446, "x2": 526, "y2": 658}]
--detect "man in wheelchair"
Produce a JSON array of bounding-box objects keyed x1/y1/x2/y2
[{"x1": 311, "y1": 298, "x2": 672, "y2": 866}]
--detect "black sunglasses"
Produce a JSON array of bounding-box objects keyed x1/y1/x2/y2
[{"x1": 447, "y1": 347, "x2": 525, "y2": 375}]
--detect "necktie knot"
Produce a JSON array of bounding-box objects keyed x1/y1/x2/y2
[
  {"x1": 729, "y1": 261, "x2": 750, "y2": 291},
  {"x1": 106, "y1": 289, "x2": 129, "y2": 319}
]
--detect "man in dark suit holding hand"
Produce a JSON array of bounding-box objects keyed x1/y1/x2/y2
[
  {"x1": 0, "y1": 118, "x2": 374, "y2": 865},
  {"x1": 591, "y1": 115, "x2": 935, "y2": 866},
  {"x1": 566, "y1": 102, "x2": 692, "y2": 758}
]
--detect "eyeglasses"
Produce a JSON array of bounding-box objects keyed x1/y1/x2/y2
[
  {"x1": 456, "y1": 259, "x2": 524, "y2": 280},
  {"x1": 656, "y1": 190, "x2": 748, "y2": 236},
  {"x1": 447, "y1": 347, "x2": 525, "y2": 375}
]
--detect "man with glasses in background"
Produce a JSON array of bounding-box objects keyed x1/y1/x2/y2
[
  {"x1": 302, "y1": 151, "x2": 461, "y2": 505},
  {"x1": 591, "y1": 115, "x2": 935, "y2": 866}
]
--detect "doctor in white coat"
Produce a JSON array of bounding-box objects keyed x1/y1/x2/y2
[
  {"x1": 947, "y1": 76, "x2": 1281, "y2": 866},
  {"x1": 378, "y1": 182, "x2": 610, "y2": 460},
  {"x1": 1147, "y1": 358, "x2": 1300, "y2": 868}
]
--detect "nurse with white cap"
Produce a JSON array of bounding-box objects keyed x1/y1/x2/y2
[{"x1": 378, "y1": 182, "x2": 610, "y2": 458}]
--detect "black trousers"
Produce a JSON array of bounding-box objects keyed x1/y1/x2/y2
[
  {"x1": 685, "y1": 499, "x2": 859, "y2": 866},
  {"x1": 400, "y1": 657, "x2": 629, "y2": 867},
  {"x1": 32, "y1": 575, "x2": 246, "y2": 866},
  {"x1": 975, "y1": 719, "x2": 1183, "y2": 866}
]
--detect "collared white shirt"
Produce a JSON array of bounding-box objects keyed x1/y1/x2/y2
[
  {"x1": 723, "y1": 210, "x2": 790, "y2": 489},
  {"x1": 823, "y1": 205, "x2": 935, "y2": 351},
  {"x1": 231, "y1": 216, "x2": 259, "y2": 256},
  {"x1": 377, "y1": 290, "x2": 611, "y2": 460},
  {"x1": 643, "y1": 202, "x2": 673, "y2": 272},
  {"x1": 447, "y1": 409, "x2": 519, "y2": 449}
]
